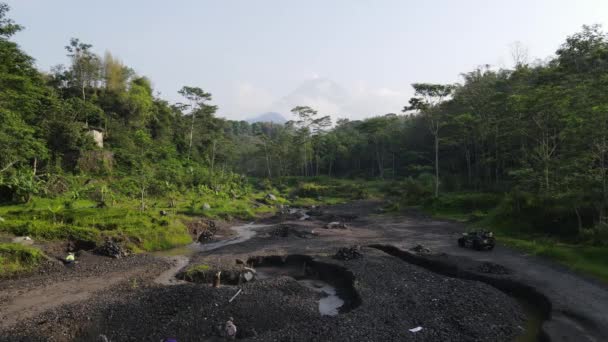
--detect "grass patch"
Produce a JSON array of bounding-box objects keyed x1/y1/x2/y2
[
  {"x1": 0, "y1": 243, "x2": 45, "y2": 277},
  {"x1": 498, "y1": 236, "x2": 608, "y2": 283}
]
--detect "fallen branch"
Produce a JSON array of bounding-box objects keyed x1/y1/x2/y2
[{"x1": 229, "y1": 288, "x2": 242, "y2": 303}]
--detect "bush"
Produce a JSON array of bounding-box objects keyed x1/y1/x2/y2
[
  {"x1": 0, "y1": 243, "x2": 45, "y2": 276},
  {"x1": 400, "y1": 176, "x2": 433, "y2": 205},
  {"x1": 579, "y1": 224, "x2": 608, "y2": 246},
  {"x1": 295, "y1": 182, "x2": 330, "y2": 198}
]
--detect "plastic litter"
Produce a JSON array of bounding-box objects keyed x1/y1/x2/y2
[
  {"x1": 229, "y1": 288, "x2": 242, "y2": 303},
  {"x1": 409, "y1": 326, "x2": 423, "y2": 333}
]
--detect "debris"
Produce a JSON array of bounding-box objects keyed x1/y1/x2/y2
[
  {"x1": 225, "y1": 318, "x2": 237, "y2": 340},
  {"x1": 409, "y1": 326, "x2": 423, "y2": 333},
  {"x1": 325, "y1": 221, "x2": 348, "y2": 229},
  {"x1": 65, "y1": 252, "x2": 76, "y2": 264},
  {"x1": 410, "y1": 244, "x2": 431, "y2": 254},
  {"x1": 334, "y1": 245, "x2": 363, "y2": 260},
  {"x1": 241, "y1": 267, "x2": 256, "y2": 282},
  {"x1": 229, "y1": 289, "x2": 242, "y2": 303}
]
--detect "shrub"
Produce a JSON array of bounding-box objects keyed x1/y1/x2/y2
[
  {"x1": 0, "y1": 243, "x2": 45, "y2": 276},
  {"x1": 295, "y1": 182, "x2": 330, "y2": 198}
]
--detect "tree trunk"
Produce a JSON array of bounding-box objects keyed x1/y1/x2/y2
[
  {"x1": 210, "y1": 140, "x2": 217, "y2": 171},
  {"x1": 140, "y1": 187, "x2": 145, "y2": 212},
  {"x1": 188, "y1": 112, "x2": 195, "y2": 161},
  {"x1": 263, "y1": 140, "x2": 272, "y2": 178},
  {"x1": 434, "y1": 130, "x2": 440, "y2": 197}
]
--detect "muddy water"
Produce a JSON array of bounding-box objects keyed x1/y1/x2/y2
[{"x1": 298, "y1": 279, "x2": 345, "y2": 316}]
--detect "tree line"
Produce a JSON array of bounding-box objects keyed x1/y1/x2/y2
[{"x1": 2, "y1": 2, "x2": 608, "y2": 239}]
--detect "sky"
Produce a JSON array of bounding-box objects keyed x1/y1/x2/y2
[{"x1": 5, "y1": 0, "x2": 608, "y2": 121}]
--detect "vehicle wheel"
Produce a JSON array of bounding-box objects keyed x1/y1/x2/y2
[
  {"x1": 487, "y1": 244, "x2": 495, "y2": 251},
  {"x1": 473, "y1": 241, "x2": 482, "y2": 251}
]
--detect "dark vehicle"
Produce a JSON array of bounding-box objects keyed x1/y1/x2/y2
[{"x1": 458, "y1": 231, "x2": 495, "y2": 251}]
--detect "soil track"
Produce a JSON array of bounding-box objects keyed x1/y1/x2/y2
[{"x1": 0, "y1": 200, "x2": 606, "y2": 341}]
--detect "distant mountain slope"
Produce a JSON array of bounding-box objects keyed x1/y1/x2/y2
[{"x1": 246, "y1": 112, "x2": 287, "y2": 123}]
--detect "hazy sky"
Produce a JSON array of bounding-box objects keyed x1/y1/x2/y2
[{"x1": 5, "y1": 0, "x2": 608, "y2": 121}]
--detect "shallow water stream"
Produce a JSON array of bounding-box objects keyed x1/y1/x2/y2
[{"x1": 153, "y1": 223, "x2": 273, "y2": 284}]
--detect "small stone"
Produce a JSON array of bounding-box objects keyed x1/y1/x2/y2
[{"x1": 203, "y1": 203, "x2": 211, "y2": 210}]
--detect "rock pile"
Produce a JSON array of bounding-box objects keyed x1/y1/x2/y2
[
  {"x1": 334, "y1": 245, "x2": 363, "y2": 260},
  {"x1": 95, "y1": 240, "x2": 127, "y2": 258}
]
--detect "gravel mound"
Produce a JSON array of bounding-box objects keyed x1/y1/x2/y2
[{"x1": 1, "y1": 249, "x2": 525, "y2": 341}]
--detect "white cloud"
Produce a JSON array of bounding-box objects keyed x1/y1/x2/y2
[
  {"x1": 225, "y1": 81, "x2": 275, "y2": 119},
  {"x1": 222, "y1": 78, "x2": 412, "y2": 122}
]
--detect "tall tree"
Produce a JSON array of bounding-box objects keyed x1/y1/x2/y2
[{"x1": 404, "y1": 83, "x2": 455, "y2": 196}]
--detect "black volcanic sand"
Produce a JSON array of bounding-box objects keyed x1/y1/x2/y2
[{"x1": 1, "y1": 248, "x2": 525, "y2": 342}]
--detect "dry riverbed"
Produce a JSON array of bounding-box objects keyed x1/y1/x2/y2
[{"x1": 0, "y1": 200, "x2": 606, "y2": 341}]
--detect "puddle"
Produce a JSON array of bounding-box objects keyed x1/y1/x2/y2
[
  {"x1": 298, "y1": 279, "x2": 345, "y2": 316},
  {"x1": 250, "y1": 255, "x2": 360, "y2": 316},
  {"x1": 513, "y1": 297, "x2": 545, "y2": 342}
]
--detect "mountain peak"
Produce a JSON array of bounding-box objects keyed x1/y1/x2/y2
[{"x1": 246, "y1": 112, "x2": 287, "y2": 124}]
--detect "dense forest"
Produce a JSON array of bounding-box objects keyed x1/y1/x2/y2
[{"x1": 1, "y1": 0, "x2": 608, "y2": 252}]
